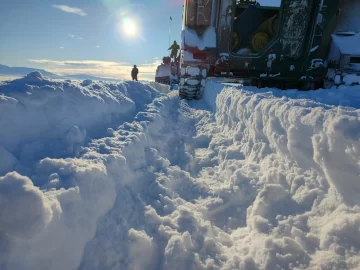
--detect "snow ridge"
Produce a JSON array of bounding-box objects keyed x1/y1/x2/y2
[
  {"x1": 0, "y1": 72, "x2": 168, "y2": 175},
  {"x1": 0, "y1": 73, "x2": 170, "y2": 270},
  {"x1": 201, "y1": 84, "x2": 360, "y2": 269}
]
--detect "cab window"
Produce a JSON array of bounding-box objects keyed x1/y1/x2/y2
[{"x1": 232, "y1": 0, "x2": 281, "y2": 55}]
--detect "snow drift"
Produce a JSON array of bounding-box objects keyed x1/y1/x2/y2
[
  {"x1": 0, "y1": 72, "x2": 170, "y2": 270},
  {"x1": 201, "y1": 81, "x2": 360, "y2": 269},
  {"x1": 0, "y1": 72, "x2": 168, "y2": 175},
  {"x1": 1, "y1": 73, "x2": 360, "y2": 270}
]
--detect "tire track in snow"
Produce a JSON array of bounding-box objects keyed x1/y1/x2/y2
[
  {"x1": 80, "y1": 94, "x2": 225, "y2": 270},
  {"x1": 80, "y1": 87, "x2": 267, "y2": 269}
]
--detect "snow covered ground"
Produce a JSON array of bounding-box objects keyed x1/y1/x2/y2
[{"x1": 1, "y1": 72, "x2": 360, "y2": 270}]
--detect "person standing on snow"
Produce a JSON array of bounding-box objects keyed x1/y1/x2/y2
[
  {"x1": 131, "y1": 65, "x2": 138, "y2": 81},
  {"x1": 168, "y1": 40, "x2": 180, "y2": 62}
]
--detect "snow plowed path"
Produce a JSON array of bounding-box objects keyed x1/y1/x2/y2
[
  {"x1": 1, "y1": 74, "x2": 360, "y2": 270},
  {"x1": 81, "y1": 83, "x2": 360, "y2": 270}
]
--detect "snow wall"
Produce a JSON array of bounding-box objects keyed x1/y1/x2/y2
[
  {"x1": 0, "y1": 72, "x2": 170, "y2": 270},
  {"x1": 0, "y1": 72, "x2": 169, "y2": 175}
]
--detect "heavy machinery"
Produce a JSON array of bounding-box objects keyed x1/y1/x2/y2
[
  {"x1": 155, "y1": 56, "x2": 181, "y2": 88},
  {"x1": 178, "y1": 0, "x2": 360, "y2": 100}
]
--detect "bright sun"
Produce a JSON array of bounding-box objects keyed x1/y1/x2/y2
[{"x1": 122, "y1": 18, "x2": 137, "y2": 37}]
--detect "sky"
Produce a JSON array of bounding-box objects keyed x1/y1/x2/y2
[{"x1": 0, "y1": 0, "x2": 184, "y2": 80}]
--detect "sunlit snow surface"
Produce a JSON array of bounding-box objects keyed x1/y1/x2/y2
[{"x1": 1, "y1": 72, "x2": 360, "y2": 270}]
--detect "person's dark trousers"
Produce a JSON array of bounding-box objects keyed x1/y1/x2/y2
[{"x1": 132, "y1": 76, "x2": 138, "y2": 81}]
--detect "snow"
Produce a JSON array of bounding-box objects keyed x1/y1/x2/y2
[
  {"x1": 1, "y1": 72, "x2": 360, "y2": 270},
  {"x1": 182, "y1": 26, "x2": 217, "y2": 50},
  {"x1": 188, "y1": 66, "x2": 201, "y2": 76},
  {"x1": 331, "y1": 33, "x2": 360, "y2": 55},
  {"x1": 0, "y1": 72, "x2": 168, "y2": 168},
  {"x1": 156, "y1": 63, "x2": 171, "y2": 78},
  {"x1": 183, "y1": 50, "x2": 203, "y2": 62},
  {"x1": 0, "y1": 172, "x2": 54, "y2": 238},
  {"x1": 343, "y1": 74, "x2": 360, "y2": 85}
]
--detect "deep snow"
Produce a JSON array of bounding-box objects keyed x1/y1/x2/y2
[{"x1": 1, "y1": 72, "x2": 360, "y2": 270}]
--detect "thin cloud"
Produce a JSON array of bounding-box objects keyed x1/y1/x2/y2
[
  {"x1": 28, "y1": 59, "x2": 126, "y2": 67},
  {"x1": 52, "y1": 5, "x2": 87, "y2": 16},
  {"x1": 78, "y1": 37, "x2": 84, "y2": 40},
  {"x1": 69, "y1": 34, "x2": 75, "y2": 38},
  {"x1": 59, "y1": 47, "x2": 65, "y2": 49},
  {"x1": 95, "y1": 45, "x2": 100, "y2": 48}
]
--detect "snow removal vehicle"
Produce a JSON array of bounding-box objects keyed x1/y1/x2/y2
[
  {"x1": 178, "y1": 0, "x2": 360, "y2": 100},
  {"x1": 155, "y1": 56, "x2": 181, "y2": 88}
]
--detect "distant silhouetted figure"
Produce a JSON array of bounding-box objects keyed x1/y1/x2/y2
[
  {"x1": 168, "y1": 41, "x2": 180, "y2": 62},
  {"x1": 131, "y1": 65, "x2": 138, "y2": 81}
]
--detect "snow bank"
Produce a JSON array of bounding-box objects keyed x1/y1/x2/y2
[
  {"x1": 200, "y1": 81, "x2": 360, "y2": 269},
  {"x1": 204, "y1": 78, "x2": 360, "y2": 109},
  {"x1": 0, "y1": 72, "x2": 168, "y2": 175},
  {"x1": 0, "y1": 73, "x2": 170, "y2": 270},
  {"x1": 331, "y1": 33, "x2": 360, "y2": 55},
  {"x1": 0, "y1": 159, "x2": 115, "y2": 270},
  {"x1": 0, "y1": 172, "x2": 54, "y2": 238}
]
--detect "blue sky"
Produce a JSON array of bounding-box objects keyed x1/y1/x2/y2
[{"x1": 0, "y1": 0, "x2": 184, "y2": 80}]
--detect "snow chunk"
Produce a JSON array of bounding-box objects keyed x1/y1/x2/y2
[
  {"x1": 156, "y1": 63, "x2": 172, "y2": 78},
  {"x1": 343, "y1": 74, "x2": 360, "y2": 85},
  {"x1": 331, "y1": 33, "x2": 360, "y2": 55},
  {"x1": 0, "y1": 172, "x2": 54, "y2": 238},
  {"x1": 182, "y1": 26, "x2": 216, "y2": 50}
]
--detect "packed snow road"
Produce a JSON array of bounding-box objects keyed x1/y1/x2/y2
[{"x1": 1, "y1": 73, "x2": 360, "y2": 270}]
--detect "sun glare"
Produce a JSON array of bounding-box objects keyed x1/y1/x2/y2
[{"x1": 122, "y1": 18, "x2": 137, "y2": 37}]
